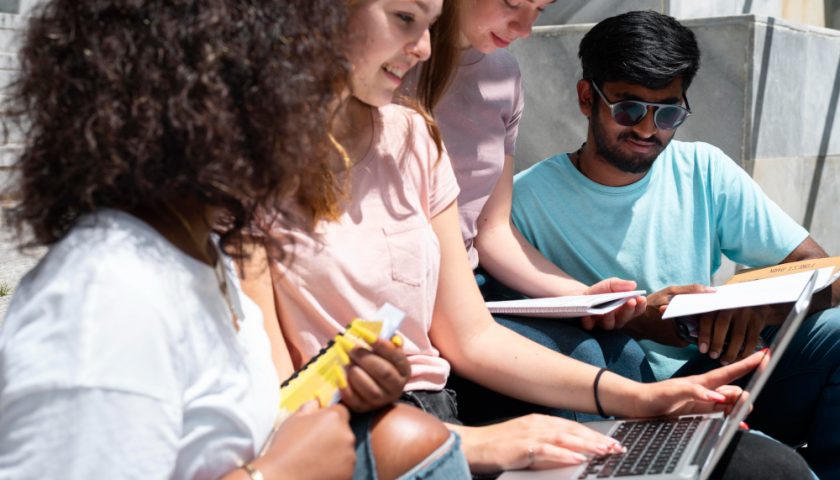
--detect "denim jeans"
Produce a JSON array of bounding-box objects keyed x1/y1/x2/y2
[
  {"x1": 674, "y1": 307, "x2": 840, "y2": 479},
  {"x1": 351, "y1": 410, "x2": 471, "y2": 479}
]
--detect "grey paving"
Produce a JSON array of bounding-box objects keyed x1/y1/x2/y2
[{"x1": 0, "y1": 209, "x2": 43, "y2": 322}]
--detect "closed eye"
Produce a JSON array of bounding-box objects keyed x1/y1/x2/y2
[{"x1": 396, "y1": 12, "x2": 415, "y2": 24}]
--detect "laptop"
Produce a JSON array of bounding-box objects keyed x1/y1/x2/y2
[{"x1": 500, "y1": 270, "x2": 818, "y2": 480}]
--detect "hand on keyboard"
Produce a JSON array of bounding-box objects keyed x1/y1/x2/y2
[
  {"x1": 632, "y1": 350, "x2": 762, "y2": 417},
  {"x1": 455, "y1": 414, "x2": 625, "y2": 474}
]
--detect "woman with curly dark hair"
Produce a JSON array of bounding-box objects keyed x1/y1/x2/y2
[{"x1": 0, "y1": 1, "x2": 467, "y2": 478}]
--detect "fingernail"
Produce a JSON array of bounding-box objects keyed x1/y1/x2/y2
[
  {"x1": 706, "y1": 287, "x2": 717, "y2": 292},
  {"x1": 739, "y1": 421, "x2": 750, "y2": 430},
  {"x1": 698, "y1": 342, "x2": 708, "y2": 354},
  {"x1": 572, "y1": 453, "x2": 588, "y2": 463},
  {"x1": 709, "y1": 351, "x2": 719, "y2": 359},
  {"x1": 707, "y1": 391, "x2": 726, "y2": 401},
  {"x1": 720, "y1": 360, "x2": 729, "y2": 366}
]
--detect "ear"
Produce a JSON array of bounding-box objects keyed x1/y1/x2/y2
[{"x1": 577, "y1": 79, "x2": 593, "y2": 117}]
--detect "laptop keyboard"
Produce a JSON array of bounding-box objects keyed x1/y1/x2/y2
[{"x1": 578, "y1": 416, "x2": 703, "y2": 478}]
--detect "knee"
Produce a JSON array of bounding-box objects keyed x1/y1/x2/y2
[
  {"x1": 718, "y1": 431, "x2": 813, "y2": 480},
  {"x1": 797, "y1": 308, "x2": 840, "y2": 357},
  {"x1": 568, "y1": 337, "x2": 607, "y2": 367},
  {"x1": 370, "y1": 403, "x2": 452, "y2": 480}
]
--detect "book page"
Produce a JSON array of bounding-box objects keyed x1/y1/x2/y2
[{"x1": 663, "y1": 268, "x2": 835, "y2": 319}]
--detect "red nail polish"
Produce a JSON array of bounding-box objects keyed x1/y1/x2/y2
[{"x1": 739, "y1": 421, "x2": 750, "y2": 430}]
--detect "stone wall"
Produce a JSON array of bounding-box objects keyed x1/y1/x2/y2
[
  {"x1": 0, "y1": 9, "x2": 26, "y2": 320},
  {"x1": 537, "y1": 0, "x2": 828, "y2": 28},
  {"x1": 0, "y1": 12, "x2": 22, "y2": 203}
]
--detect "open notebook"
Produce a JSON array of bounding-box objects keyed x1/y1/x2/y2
[{"x1": 486, "y1": 290, "x2": 645, "y2": 318}]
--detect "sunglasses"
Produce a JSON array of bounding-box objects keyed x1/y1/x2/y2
[{"x1": 590, "y1": 81, "x2": 692, "y2": 130}]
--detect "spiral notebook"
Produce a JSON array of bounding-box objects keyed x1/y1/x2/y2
[{"x1": 485, "y1": 290, "x2": 645, "y2": 318}]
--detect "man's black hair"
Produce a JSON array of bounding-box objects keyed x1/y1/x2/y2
[{"x1": 579, "y1": 10, "x2": 701, "y2": 91}]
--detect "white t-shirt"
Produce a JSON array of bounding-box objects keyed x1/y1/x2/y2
[{"x1": 0, "y1": 209, "x2": 279, "y2": 479}]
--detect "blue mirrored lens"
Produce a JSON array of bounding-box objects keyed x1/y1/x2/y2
[
  {"x1": 654, "y1": 106, "x2": 688, "y2": 129},
  {"x1": 613, "y1": 102, "x2": 647, "y2": 126}
]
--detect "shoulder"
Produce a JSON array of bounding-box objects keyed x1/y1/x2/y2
[
  {"x1": 2, "y1": 210, "x2": 192, "y2": 399},
  {"x1": 483, "y1": 49, "x2": 521, "y2": 76},
  {"x1": 664, "y1": 140, "x2": 732, "y2": 167},
  {"x1": 662, "y1": 140, "x2": 743, "y2": 180},
  {"x1": 514, "y1": 154, "x2": 567, "y2": 186},
  {"x1": 378, "y1": 104, "x2": 438, "y2": 158},
  {"x1": 29, "y1": 210, "x2": 189, "y2": 299}
]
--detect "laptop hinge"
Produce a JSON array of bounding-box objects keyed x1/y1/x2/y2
[{"x1": 691, "y1": 418, "x2": 725, "y2": 466}]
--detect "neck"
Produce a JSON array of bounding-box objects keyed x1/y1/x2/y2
[
  {"x1": 458, "y1": 30, "x2": 472, "y2": 49},
  {"x1": 575, "y1": 134, "x2": 649, "y2": 187},
  {"x1": 330, "y1": 94, "x2": 375, "y2": 166},
  {"x1": 136, "y1": 198, "x2": 218, "y2": 266}
]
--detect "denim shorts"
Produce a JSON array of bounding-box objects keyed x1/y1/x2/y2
[{"x1": 350, "y1": 407, "x2": 470, "y2": 479}]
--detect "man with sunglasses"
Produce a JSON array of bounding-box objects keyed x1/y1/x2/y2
[{"x1": 511, "y1": 10, "x2": 840, "y2": 478}]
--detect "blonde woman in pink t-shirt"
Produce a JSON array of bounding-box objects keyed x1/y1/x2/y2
[{"x1": 244, "y1": 0, "x2": 766, "y2": 475}]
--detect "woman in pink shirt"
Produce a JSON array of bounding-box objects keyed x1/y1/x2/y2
[
  {"x1": 411, "y1": 0, "x2": 662, "y2": 426},
  {"x1": 244, "y1": 0, "x2": 775, "y2": 475}
]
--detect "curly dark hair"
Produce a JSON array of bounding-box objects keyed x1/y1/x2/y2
[{"x1": 3, "y1": 0, "x2": 349, "y2": 254}]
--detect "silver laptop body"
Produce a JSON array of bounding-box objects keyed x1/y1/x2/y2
[{"x1": 500, "y1": 271, "x2": 818, "y2": 480}]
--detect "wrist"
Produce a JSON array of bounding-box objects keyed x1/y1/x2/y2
[
  {"x1": 242, "y1": 463, "x2": 265, "y2": 480},
  {"x1": 597, "y1": 371, "x2": 644, "y2": 418},
  {"x1": 448, "y1": 424, "x2": 492, "y2": 473},
  {"x1": 247, "y1": 455, "x2": 284, "y2": 480}
]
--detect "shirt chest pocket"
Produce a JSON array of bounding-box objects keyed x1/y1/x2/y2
[{"x1": 383, "y1": 219, "x2": 435, "y2": 287}]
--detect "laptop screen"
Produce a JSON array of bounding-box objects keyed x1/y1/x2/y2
[{"x1": 700, "y1": 270, "x2": 818, "y2": 479}]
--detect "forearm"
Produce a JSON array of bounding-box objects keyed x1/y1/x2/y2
[
  {"x1": 475, "y1": 223, "x2": 588, "y2": 297},
  {"x1": 440, "y1": 314, "x2": 643, "y2": 417}
]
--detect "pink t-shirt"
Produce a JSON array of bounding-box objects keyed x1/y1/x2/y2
[
  {"x1": 272, "y1": 105, "x2": 460, "y2": 391},
  {"x1": 435, "y1": 48, "x2": 524, "y2": 269}
]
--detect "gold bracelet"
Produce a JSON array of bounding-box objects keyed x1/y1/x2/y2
[{"x1": 242, "y1": 463, "x2": 265, "y2": 480}]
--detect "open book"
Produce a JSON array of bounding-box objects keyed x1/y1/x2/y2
[
  {"x1": 485, "y1": 290, "x2": 645, "y2": 318},
  {"x1": 662, "y1": 264, "x2": 840, "y2": 320}
]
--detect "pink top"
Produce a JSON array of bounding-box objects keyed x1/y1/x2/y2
[
  {"x1": 436, "y1": 48, "x2": 524, "y2": 269},
  {"x1": 271, "y1": 105, "x2": 460, "y2": 391}
]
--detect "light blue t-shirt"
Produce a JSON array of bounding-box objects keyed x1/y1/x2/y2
[{"x1": 511, "y1": 141, "x2": 809, "y2": 379}]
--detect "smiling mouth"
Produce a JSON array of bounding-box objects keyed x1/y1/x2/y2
[
  {"x1": 491, "y1": 33, "x2": 511, "y2": 48},
  {"x1": 382, "y1": 64, "x2": 407, "y2": 81},
  {"x1": 621, "y1": 133, "x2": 661, "y2": 149}
]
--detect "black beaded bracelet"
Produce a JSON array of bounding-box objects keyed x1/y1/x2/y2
[{"x1": 593, "y1": 367, "x2": 608, "y2": 418}]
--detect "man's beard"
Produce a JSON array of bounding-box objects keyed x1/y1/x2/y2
[{"x1": 590, "y1": 107, "x2": 669, "y2": 174}]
